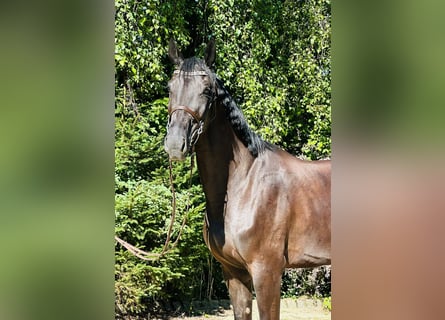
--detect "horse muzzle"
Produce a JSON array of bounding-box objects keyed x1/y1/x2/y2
[
  {"x1": 164, "y1": 106, "x2": 205, "y2": 160},
  {"x1": 164, "y1": 133, "x2": 189, "y2": 161}
]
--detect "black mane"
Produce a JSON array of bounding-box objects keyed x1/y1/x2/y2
[{"x1": 216, "y1": 78, "x2": 275, "y2": 157}]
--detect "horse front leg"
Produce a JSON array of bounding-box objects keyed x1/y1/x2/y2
[
  {"x1": 223, "y1": 266, "x2": 253, "y2": 320},
  {"x1": 250, "y1": 262, "x2": 283, "y2": 320}
]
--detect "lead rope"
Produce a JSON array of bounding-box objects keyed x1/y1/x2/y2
[
  {"x1": 166, "y1": 154, "x2": 194, "y2": 250},
  {"x1": 115, "y1": 155, "x2": 194, "y2": 261}
]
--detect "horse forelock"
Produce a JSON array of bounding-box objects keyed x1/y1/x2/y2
[
  {"x1": 177, "y1": 58, "x2": 213, "y2": 77},
  {"x1": 174, "y1": 57, "x2": 217, "y2": 91},
  {"x1": 179, "y1": 57, "x2": 203, "y2": 72}
]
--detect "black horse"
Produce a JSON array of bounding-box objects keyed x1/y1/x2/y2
[{"x1": 164, "y1": 39, "x2": 331, "y2": 320}]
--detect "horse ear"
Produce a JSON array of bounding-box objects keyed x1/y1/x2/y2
[
  {"x1": 168, "y1": 38, "x2": 183, "y2": 65},
  {"x1": 204, "y1": 38, "x2": 216, "y2": 67}
]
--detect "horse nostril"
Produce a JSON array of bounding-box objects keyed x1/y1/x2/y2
[{"x1": 181, "y1": 138, "x2": 188, "y2": 153}]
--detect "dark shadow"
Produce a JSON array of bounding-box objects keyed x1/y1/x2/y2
[{"x1": 150, "y1": 299, "x2": 232, "y2": 319}]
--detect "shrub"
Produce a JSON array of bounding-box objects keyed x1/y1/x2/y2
[{"x1": 281, "y1": 266, "x2": 331, "y2": 298}]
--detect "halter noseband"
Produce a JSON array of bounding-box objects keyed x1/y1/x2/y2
[{"x1": 168, "y1": 105, "x2": 202, "y2": 123}]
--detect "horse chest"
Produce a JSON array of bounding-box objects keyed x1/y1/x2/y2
[
  {"x1": 204, "y1": 210, "x2": 254, "y2": 269},
  {"x1": 205, "y1": 235, "x2": 240, "y2": 269}
]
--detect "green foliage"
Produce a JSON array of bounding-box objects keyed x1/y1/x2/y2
[
  {"x1": 115, "y1": 256, "x2": 182, "y2": 316},
  {"x1": 209, "y1": 0, "x2": 331, "y2": 158},
  {"x1": 115, "y1": 0, "x2": 189, "y2": 99},
  {"x1": 281, "y1": 266, "x2": 331, "y2": 298},
  {"x1": 115, "y1": 0, "x2": 331, "y2": 317},
  {"x1": 115, "y1": 174, "x2": 225, "y2": 315}
]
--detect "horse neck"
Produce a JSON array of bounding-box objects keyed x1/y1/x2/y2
[{"x1": 194, "y1": 101, "x2": 254, "y2": 226}]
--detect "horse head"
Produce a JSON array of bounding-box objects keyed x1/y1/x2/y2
[{"x1": 164, "y1": 39, "x2": 217, "y2": 160}]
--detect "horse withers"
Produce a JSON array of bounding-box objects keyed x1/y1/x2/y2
[{"x1": 164, "y1": 39, "x2": 331, "y2": 320}]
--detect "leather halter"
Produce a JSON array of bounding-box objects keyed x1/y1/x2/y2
[
  {"x1": 167, "y1": 69, "x2": 217, "y2": 149},
  {"x1": 168, "y1": 105, "x2": 202, "y2": 123},
  {"x1": 168, "y1": 69, "x2": 214, "y2": 123}
]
